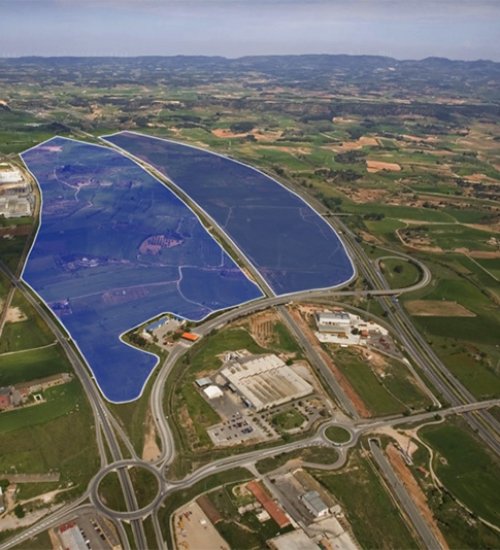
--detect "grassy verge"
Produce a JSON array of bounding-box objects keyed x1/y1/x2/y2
[
  {"x1": 379, "y1": 257, "x2": 421, "y2": 289},
  {"x1": 98, "y1": 471, "x2": 127, "y2": 512},
  {"x1": 0, "y1": 379, "x2": 99, "y2": 500},
  {"x1": 256, "y1": 446, "x2": 339, "y2": 474}
]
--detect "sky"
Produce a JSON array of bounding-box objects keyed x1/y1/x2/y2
[{"x1": 1, "y1": 0, "x2": 499, "y2": 61}]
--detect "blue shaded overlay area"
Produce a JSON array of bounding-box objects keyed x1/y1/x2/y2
[
  {"x1": 21, "y1": 138, "x2": 262, "y2": 402},
  {"x1": 104, "y1": 132, "x2": 355, "y2": 295}
]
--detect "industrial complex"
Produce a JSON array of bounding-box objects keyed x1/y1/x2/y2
[
  {"x1": 0, "y1": 163, "x2": 33, "y2": 218},
  {"x1": 220, "y1": 354, "x2": 313, "y2": 411}
]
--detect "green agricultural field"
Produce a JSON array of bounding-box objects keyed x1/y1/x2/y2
[
  {"x1": 344, "y1": 203, "x2": 455, "y2": 223},
  {"x1": 0, "y1": 291, "x2": 55, "y2": 353},
  {"x1": 475, "y1": 257, "x2": 500, "y2": 280},
  {"x1": 331, "y1": 348, "x2": 431, "y2": 415},
  {"x1": 0, "y1": 344, "x2": 69, "y2": 386},
  {"x1": 0, "y1": 235, "x2": 28, "y2": 273},
  {"x1": 420, "y1": 420, "x2": 500, "y2": 526},
  {"x1": 0, "y1": 380, "x2": 99, "y2": 496},
  {"x1": 379, "y1": 257, "x2": 421, "y2": 289},
  {"x1": 272, "y1": 321, "x2": 303, "y2": 355},
  {"x1": 424, "y1": 224, "x2": 496, "y2": 252},
  {"x1": 313, "y1": 451, "x2": 418, "y2": 549}
]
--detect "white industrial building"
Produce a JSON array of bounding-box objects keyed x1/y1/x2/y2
[
  {"x1": 300, "y1": 491, "x2": 329, "y2": 518},
  {"x1": 220, "y1": 354, "x2": 313, "y2": 411},
  {"x1": 0, "y1": 166, "x2": 23, "y2": 184},
  {"x1": 315, "y1": 312, "x2": 351, "y2": 334},
  {"x1": 0, "y1": 196, "x2": 33, "y2": 218},
  {"x1": 203, "y1": 385, "x2": 224, "y2": 400}
]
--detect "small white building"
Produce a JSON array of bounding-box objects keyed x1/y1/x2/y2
[
  {"x1": 0, "y1": 486, "x2": 5, "y2": 514},
  {"x1": 203, "y1": 385, "x2": 224, "y2": 400}
]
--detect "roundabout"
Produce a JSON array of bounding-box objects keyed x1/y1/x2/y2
[
  {"x1": 89, "y1": 460, "x2": 165, "y2": 520},
  {"x1": 323, "y1": 424, "x2": 355, "y2": 446}
]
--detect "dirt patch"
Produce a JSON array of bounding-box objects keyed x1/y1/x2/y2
[
  {"x1": 5, "y1": 306, "x2": 27, "y2": 323},
  {"x1": 386, "y1": 444, "x2": 448, "y2": 549},
  {"x1": 327, "y1": 136, "x2": 379, "y2": 152},
  {"x1": 401, "y1": 134, "x2": 438, "y2": 144},
  {"x1": 406, "y1": 300, "x2": 476, "y2": 317},
  {"x1": 465, "y1": 173, "x2": 499, "y2": 184},
  {"x1": 340, "y1": 187, "x2": 389, "y2": 204},
  {"x1": 0, "y1": 225, "x2": 32, "y2": 237},
  {"x1": 245, "y1": 310, "x2": 280, "y2": 348},
  {"x1": 142, "y1": 410, "x2": 162, "y2": 462},
  {"x1": 366, "y1": 160, "x2": 401, "y2": 173},
  {"x1": 359, "y1": 230, "x2": 384, "y2": 245},
  {"x1": 359, "y1": 348, "x2": 387, "y2": 374},
  {"x1": 212, "y1": 128, "x2": 283, "y2": 142},
  {"x1": 174, "y1": 501, "x2": 230, "y2": 550},
  {"x1": 373, "y1": 427, "x2": 419, "y2": 457}
]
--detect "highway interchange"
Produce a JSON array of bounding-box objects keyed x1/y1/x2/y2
[{"x1": 1, "y1": 151, "x2": 499, "y2": 550}]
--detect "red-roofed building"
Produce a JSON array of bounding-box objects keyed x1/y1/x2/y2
[{"x1": 247, "y1": 480, "x2": 290, "y2": 529}]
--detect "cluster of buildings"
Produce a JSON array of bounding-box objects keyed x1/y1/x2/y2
[
  {"x1": 0, "y1": 163, "x2": 33, "y2": 219},
  {"x1": 183, "y1": 473, "x2": 357, "y2": 550},
  {"x1": 202, "y1": 352, "x2": 313, "y2": 412},
  {"x1": 314, "y1": 310, "x2": 388, "y2": 347},
  {"x1": 0, "y1": 373, "x2": 72, "y2": 411}
]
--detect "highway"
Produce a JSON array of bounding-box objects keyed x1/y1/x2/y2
[
  {"x1": 330, "y1": 216, "x2": 500, "y2": 454},
  {"x1": 2, "y1": 142, "x2": 498, "y2": 550},
  {"x1": 0, "y1": 262, "x2": 149, "y2": 550},
  {"x1": 369, "y1": 439, "x2": 445, "y2": 550}
]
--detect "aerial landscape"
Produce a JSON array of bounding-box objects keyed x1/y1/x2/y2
[{"x1": 0, "y1": 1, "x2": 499, "y2": 549}]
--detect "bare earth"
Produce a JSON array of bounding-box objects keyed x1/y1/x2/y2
[
  {"x1": 406, "y1": 300, "x2": 476, "y2": 317},
  {"x1": 174, "y1": 501, "x2": 229, "y2": 550},
  {"x1": 366, "y1": 160, "x2": 402, "y2": 173},
  {"x1": 142, "y1": 411, "x2": 162, "y2": 462},
  {"x1": 5, "y1": 306, "x2": 27, "y2": 323},
  {"x1": 212, "y1": 128, "x2": 283, "y2": 142},
  {"x1": 386, "y1": 444, "x2": 449, "y2": 549},
  {"x1": 328, "y1": 136, "x2": 379, "y2": 152}
]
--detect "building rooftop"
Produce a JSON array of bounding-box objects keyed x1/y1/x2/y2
[
  {"x1": 221, "y1": 354, "x2": 313, "y2": 411},
  {"x1": 301, "y1": 490, "x2": 329, "y2": 517}
]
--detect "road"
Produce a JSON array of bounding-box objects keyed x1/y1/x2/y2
[
  {"x1": 3, "y1": 141, "x2": 498, "y2": 550},
  {"x1": 0, "y1": 261, "x2": 149, "y2": 550},
  {"x1": 369, "y1": 439, "x2": 444, "y2": 550},
  {"x1": 331, "y1": 216, "x2": 500, "y2": 454}
]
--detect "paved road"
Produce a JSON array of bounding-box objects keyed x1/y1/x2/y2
[
  {"x1": 0, "y1": 262, "x2": 148, "y2": 550},
  {"x1": 3, "y1": 142, "x2": 498, "y2": 550},
  {"x1": 369, "y1": 439, "x2": 444, "y2": 550},
  {"x1": 332, "y1": 217, "x2": 500, "y2": 454}
]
